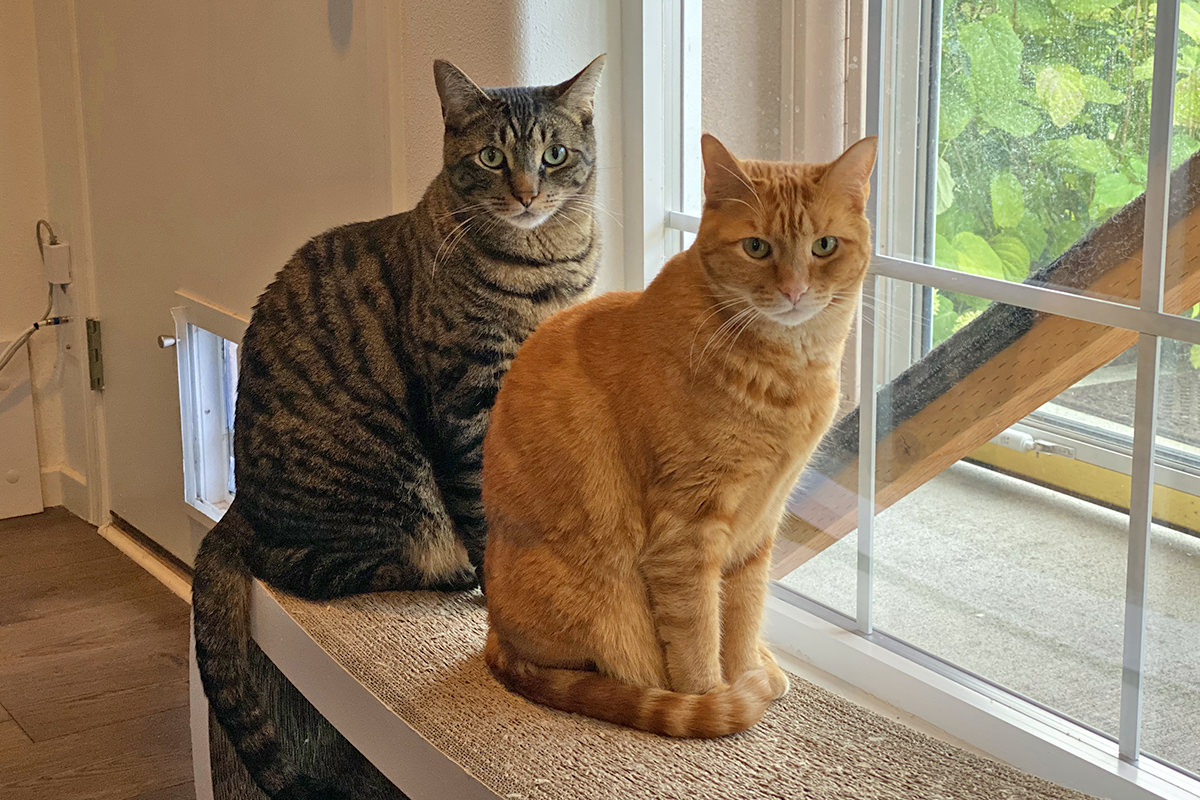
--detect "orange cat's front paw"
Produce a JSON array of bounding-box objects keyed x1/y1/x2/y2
[{"x1": 759, "y1": 646, "x2": 790, "y2": 699}]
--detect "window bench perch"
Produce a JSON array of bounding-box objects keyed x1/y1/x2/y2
[{"x1": 191, "y1": 581, "x2": 1101, "y2": 799}]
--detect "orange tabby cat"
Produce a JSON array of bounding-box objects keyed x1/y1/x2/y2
[{"x1": 482, "y1": 133, "x2": 877, "y2": 737}]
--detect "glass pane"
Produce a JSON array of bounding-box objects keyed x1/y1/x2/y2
[
  {"x1": 878, "y1": 0, "x2": 1200, "y2": 308},
  {"x1": 1144, "y1": 336, "x2": 1200, "y2": 775},
  {"x1": 869, "y1": 279, "x2": 1133, "y2": 737},
  {"x1": 775, "y1": 396, "x2": 863, "y2": 619},
  {"x1": 1168, "y1": 5, "x2": 1200, "y2": 314}
]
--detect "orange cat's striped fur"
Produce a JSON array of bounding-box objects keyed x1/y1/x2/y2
[{"x1": 482, "y1": 133, "x2": 878, "y2": 737}]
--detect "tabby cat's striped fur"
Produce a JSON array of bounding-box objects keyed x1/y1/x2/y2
[{"x1": 193, "y1": 56, "x2": 604, "y2": 800}]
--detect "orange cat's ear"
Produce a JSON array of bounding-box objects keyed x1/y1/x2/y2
[
  {"x1": 824, "y1": 136, "x2": 878, "y2": 206},
  {"x1": 702, "y1": 133, "x2": 754, "y2": 205}
]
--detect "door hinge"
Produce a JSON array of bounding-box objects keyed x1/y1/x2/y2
[{"x1": 86, "y1": 318, "x2": 104, "y2": 390}]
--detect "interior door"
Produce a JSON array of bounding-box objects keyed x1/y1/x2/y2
[{"x1": 68, "y1": 2, "x2": 393, "y2": 562}]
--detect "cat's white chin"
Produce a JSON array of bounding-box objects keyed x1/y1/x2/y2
[
  {"x1": 767, "y1": 305, "x2": 822, "y2": 327},
  {"x1": 504, "y1": 208, "x2": 555, "y2": 229}
]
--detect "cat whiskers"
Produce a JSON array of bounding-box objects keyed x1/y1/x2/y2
[
  {"x1": 435, "y1": 201, "x2": 494, "y2": 222},
  {"x1": 688, "y1": 294, "x2": 752, "y2": 370},
  {"x1": 718, "y1": 164, "x2": 765, "y2": 217},
  {"x1": 693, "y1": 302, "x2": 759, "y2": 372},
  {"x1": 552, "y1": 205, "x2": 594, "y2": 240},
  {"x1": 434, "y1": 211, "x2": 486, "y2": 273},
  {"x1": 558, "y1": 191, "x2": 623, "y2": 228},
  {"x1": 721, "y1": 305, "x2": 765, "y2": 369}
]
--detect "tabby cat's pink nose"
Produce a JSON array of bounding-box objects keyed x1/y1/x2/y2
[{"x1": 515, "y1": 191, "x2": 538, "y2": 208}]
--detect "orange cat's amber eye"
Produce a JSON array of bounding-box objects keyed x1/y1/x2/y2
[
  {"x1": 742, "y1": 237, "x2": 771, "y2": 259},
  {"x1": 812, "y1": 236, "x2": 838, "y2": 257}
]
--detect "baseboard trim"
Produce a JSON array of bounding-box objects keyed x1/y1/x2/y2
[
  {"x1": 40, "y1": 465, "x2": 91, "y2": 522},
  {"x1": 100, "y1": 518, "x2": 193, "y2": 604}
]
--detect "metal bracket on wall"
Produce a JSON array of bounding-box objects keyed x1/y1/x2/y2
[{"x1": 86, "y1": 318, "x2": 104, "y2": 390}]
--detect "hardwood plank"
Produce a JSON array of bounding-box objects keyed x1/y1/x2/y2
[
  {"x1": 0, "y1": 719, "x2": 32, "y2": 755},
  {"x1": 0, "y1": 706, "x2": 193, "y2": 800},
  {"x1": 0, "y1": 511, "x2": 193, "y2": 799},
  {"x1": 0, "y1": 592, "x2": 187, "y2": 666},
  {"x1": 0, "y1": 506, "x2": 74, "y2": 534},
  {"x1": 0, "y1": 553, "x2": 167, "y2": 625},
  {"x1": 0, "y1": 510, "x2": 117, "y2": 577},
  {"x1": 6, "y1": 676, "x2": 190, "y2": 744},
  {"x1": 0, "y1": 594, "x2": 189, "y2": 741},
  {"x1": 122, "y1": 782, "x2": 196, "y2": 800}
]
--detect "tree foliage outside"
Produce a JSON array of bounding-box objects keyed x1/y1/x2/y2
[{"x1": 931, "y1": 0, "x2": 1200, "y2": 368}]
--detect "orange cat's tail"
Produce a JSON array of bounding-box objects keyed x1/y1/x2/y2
[{"x1": 485, "y1": 632, "x2": 774, "y2": 738}]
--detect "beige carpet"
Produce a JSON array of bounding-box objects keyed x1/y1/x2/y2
[{"x1": 272, "y1": 587, "x2": 1100, "y2": 800}]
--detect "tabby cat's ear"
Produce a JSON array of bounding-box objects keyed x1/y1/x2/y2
[
  {"x1": 701, "y1": 133, "x2": 753, "y2": 205},
  {"x1": 551, "y1": 54, "x2": 606, "y2": 121},
  {"x1": 433, "y1": 60, "x2": 491, "y2": 130},
  {"x1": 824, "y1": 136, "x2": 878, "y2": 207}
]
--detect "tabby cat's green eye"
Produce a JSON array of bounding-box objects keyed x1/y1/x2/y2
[
  {"x1": 812, "y1": 236, "x2": 838, "y2": 257},
  {"x1": 543, "y1": 144, "x2": 568, "y2": 166},
  {"x1": 742, "y1": 237, "x2": 771, "y2": 259},
  {"x1": 480, "y1": 147, "x2": 505, "y2": 168}
]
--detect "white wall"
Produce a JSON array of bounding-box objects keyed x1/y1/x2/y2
[
  {"x1": 0, "y1": 0, "x2": 68, "y2": 515},
  {"x1": 25, "y1": 0, "x2": 628, "y2": 558}
]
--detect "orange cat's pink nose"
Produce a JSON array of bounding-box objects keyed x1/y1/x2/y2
[{"x1": 780, "y1": 284, "x2": 808, "y2": 305}]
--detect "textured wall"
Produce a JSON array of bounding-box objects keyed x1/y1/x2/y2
[
  {"x1": 701, "y1": 0, "x2": 783, "y2": 161},
  {"x1": 0, "y1": 0, "x2": 65, "y2": 509}
]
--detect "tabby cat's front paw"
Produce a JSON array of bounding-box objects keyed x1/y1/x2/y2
[{"x1": 760, "y1": 645, "x2": 791, "y2": 699}]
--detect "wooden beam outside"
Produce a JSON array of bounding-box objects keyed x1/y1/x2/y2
[{"x1": 772, "y1": 153, "x2": 1200, "y2": 579}]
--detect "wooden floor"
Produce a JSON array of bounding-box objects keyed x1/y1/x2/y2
[{"x1": 0, "y1": 508, "x2": 194, "y2": 800}]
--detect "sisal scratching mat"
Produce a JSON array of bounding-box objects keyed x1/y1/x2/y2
[{"x1": 270, "y1": 587, "x2": 1100, "y2": 800}]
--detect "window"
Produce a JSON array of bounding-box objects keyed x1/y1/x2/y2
[{"x1": 647, "y1": 0, "x2": 1200, "y2": 793}]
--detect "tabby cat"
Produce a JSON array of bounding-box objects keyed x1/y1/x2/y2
[
  {"x1": 193, "y1": 55, "x2": 605, "y2": 799},
  {"x1": 482, "y1": 132, "x2": 877, "y2": 737}
]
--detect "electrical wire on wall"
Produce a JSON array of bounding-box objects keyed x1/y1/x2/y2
[{"x1": 0, "y1": 219, "x2": 72, "y2": 375}]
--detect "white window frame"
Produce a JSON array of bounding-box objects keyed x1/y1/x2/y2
[
  {"x1": 171, "y1": 291, "x2": 248, "y2": 526},
  {"x1": 637, "y1": 1, "x2": 1200, "y2": 797}
]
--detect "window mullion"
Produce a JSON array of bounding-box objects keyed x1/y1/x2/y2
[
  {"x1": 1118, "y1": 0, "x2": 1180, "y2": 765},
  {"x1": 856, "y1": 0, "x2": 887, "y2": 636}
]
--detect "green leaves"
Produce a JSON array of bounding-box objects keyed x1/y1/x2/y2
[
  {"x1": 1181, "y1": 0, "x2": 1200, "y2": 45},
  {"x1": 932, "y1": 292, "x2": 959, "y2": 343},
  {"x1": 990, "y1": 234, "x2": 1032, "y2": 280},
  {"x1": 1175, "y1": 73, "x2": 1200, "y2": 129},
  {"x1": 929, "y1": 0, "x2": 1200, "y2": 350},
  {"x1": 1059, "y1": 134, "x2": 1117, "y2": 172},
  {"x1": 990, "y1": 172, "x2": 1026, "y2": 228},
  {"x1": 961, "y1": 14, "x2": 1043, "y2": 136},
  {"x1": 939, "y1": 74, "x2": 973, "y2": 143},
  {"x1": 948, "y1": 232, "x2": 1029, "y2": 282},
  {"x1": 1081, "y1": 73, "x2": 1125, "y2": 104},
  {"x1": 1090, "y1": 172, "x2": 1143, "y2": 217},
  {"x1": 951, "y1": 232, "x2": 1006, "y2": 280},
  {"x1": 1037, "y1": 64, "x2": 1087, "y2": 125},
  {"x1": 937, "y1": 159, "x2": 957, "y2": 216}
]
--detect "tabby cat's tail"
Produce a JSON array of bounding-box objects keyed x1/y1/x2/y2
[
  {"x1": 484, "y1": 632, "x2": 774, "y2": 737},
  {"x1": 192, "y1": 502, "x2": 339, "y2": 800}
]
